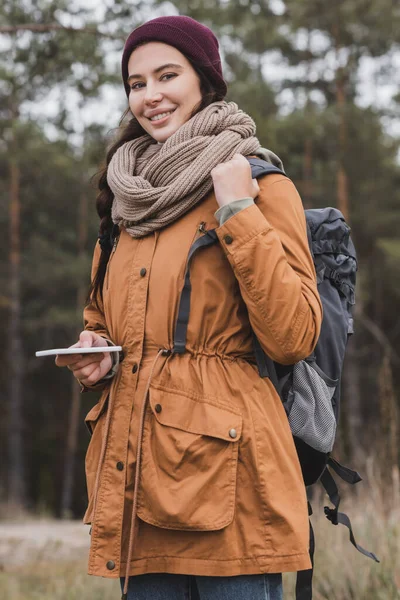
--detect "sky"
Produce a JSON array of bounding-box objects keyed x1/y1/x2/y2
[{"x1": 15, "y1": 0, "x2": 400, "y2": 146}]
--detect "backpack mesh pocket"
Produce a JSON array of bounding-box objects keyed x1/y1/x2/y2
[{"x1": 285, "y1": 360, "x2": 338, "y2": 453}]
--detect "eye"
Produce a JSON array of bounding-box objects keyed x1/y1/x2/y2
[
  {"x1": 161, "y1": 73, "x2": 176, "y2": 81},
  {"x1": 130, "y1": 73, "x2": 177, "y2": 90}
]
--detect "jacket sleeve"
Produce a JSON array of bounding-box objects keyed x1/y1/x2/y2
[
  {"x1": 80, "y1": 240, "x2": 121, "y2": 393},
  {"x1": 215, "y1": 174, "x2": 322, "y2": 365}
]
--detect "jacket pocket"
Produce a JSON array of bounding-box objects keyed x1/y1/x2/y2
[
  {"x1": 84, "y1": 388, "x2": 109, "y2": 435},
  {"x1": 137, "y1": 385, "x2": 242, "y2": 531},
  {"x1": 83, "y1": 389, "x2": 109, "y2": 524},
  {"x1": 285, "y1": 360, "x2": 338, "y2": 454}
]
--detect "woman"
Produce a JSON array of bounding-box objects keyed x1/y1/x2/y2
[{"x1": 56, "y1": 15, "x2": 322, "y2": 600}]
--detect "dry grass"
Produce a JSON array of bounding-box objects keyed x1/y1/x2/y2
[
  {"x1": 0, "y1": 469, "x2": 399, "y2": 600},
  {"x1": 0, "y1": 560, "x2": 119, "y2": 599},
  {"x1": 284, "y1": 462, "x2": 400, "y2": 600}
]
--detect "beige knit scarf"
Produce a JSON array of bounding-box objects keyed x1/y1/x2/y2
[{"x1": 107, "y1": 100, "x2": 263, "y2": 238}]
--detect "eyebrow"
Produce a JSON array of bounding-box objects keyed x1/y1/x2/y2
[{"x1": 127, "y1": 63, "x2": 183, "y2": 83}]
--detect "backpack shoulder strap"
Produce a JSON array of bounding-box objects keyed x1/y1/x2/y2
[
  {"x1": 246, "y1": 157, "x2": 286, "y2": 179},
  {"x1": 172, "y1": 159, "x2": 287, "y2": 356},
  {"x1": 173, "y1": 229, "x2": 218, "y2": 354}
]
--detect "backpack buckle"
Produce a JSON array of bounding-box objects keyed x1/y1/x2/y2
[
  {"x1": 328, "y1": 269, "x2": 342, "y2": 285},
  {"x1": 324, "y1": 506, "x2": 338, "y2": 525}
]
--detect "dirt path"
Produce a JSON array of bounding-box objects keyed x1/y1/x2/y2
[{"x1": 0, "y1": 520, "x2": 90, "y2": 568}]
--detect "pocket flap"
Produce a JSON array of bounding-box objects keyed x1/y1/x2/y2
[
  {"x1": 84, "y1": 390, "x2": 109, "y2": 433},
  {"x1": 149, "y1": 385, "x2": 242, "y2": 442}
]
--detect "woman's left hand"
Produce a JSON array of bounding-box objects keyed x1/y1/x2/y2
[{"x1": 211, "y1": 153, "x2": 260, "y2": 209}]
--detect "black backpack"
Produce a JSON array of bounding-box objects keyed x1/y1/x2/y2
[
  {"x1": 172, "y1": 157, "x2": 379, "y2": 600},
  {"x1": 247, "y1": 159, "x2": 379, "y2": 599}
]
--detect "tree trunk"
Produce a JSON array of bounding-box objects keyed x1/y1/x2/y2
[
  {"x1": 8, "y1": 108, "x2": 26, "y2": 511},
  {"x1": 342, "y1": 332, "x2": 363, "y2": 464},
  {"x1": 302, "y1": 138, "x2": 313, "y2": 209},
  {"x1": 333, "y1": 21, "x2": 350, "y2": 221},
  {"x1": 61, "y1": 192, "x2": 89, "y2": 518},
  {"x1": 302, "y1": 33, "x2": 314, "y2": 210}
]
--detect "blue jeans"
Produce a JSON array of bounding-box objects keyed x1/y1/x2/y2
[{"x1": 120, "y1": 573, "x2": 283, "y2": 599}]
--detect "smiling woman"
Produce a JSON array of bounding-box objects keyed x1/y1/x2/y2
[
  {"x1": 126, "y1": 44, "x2": 203, "y2": 143},
  {"x1": 59, "y1": 13, "x2": 323, "y2": 600}
]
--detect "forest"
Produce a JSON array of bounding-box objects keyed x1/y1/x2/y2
[{"x1": 1, "y1": 1, "x2": 400, "y2": 597}]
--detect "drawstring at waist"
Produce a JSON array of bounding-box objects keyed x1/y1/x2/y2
[
  {"x1": 121, "y1": 348, "x2": 168, "y2": 599},
  {"x1": 89, "y1": 348, "x2": 170, "y2": 600}
]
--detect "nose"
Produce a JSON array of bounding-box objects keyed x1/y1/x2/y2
[{"x1": 144, "y1": 81, "x2": 163, "y2": 104}]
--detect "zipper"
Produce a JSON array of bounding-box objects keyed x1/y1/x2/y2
[
  {"x1": 112, "y1": 236, "x2": 119, "y2": 252},
  {"x1": 198, "y1": 221, "x2": 207, "y2": 234},
  {"x1": 105, "y1": 235, "x2": 119, "y2": 290}
]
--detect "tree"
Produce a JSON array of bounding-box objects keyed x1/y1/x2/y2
[
  {"x1": 1, "y1": 0, "x2": 119, "y2": 511},
  {"x1": 0, "y1": 0, "x2": 154, "y2": 515}
]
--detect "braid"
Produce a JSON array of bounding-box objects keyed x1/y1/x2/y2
[{"x1": 86, "y1": 111, "x2": 147, "y2": 309}]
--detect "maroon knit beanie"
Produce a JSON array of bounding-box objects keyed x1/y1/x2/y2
[{"x1": 121, "y1": 15, "x2": 227, "y2": 99}]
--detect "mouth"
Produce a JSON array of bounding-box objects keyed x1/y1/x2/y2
[{"x1": 147, "y1": 109, "x2": 176, "y2": 126}]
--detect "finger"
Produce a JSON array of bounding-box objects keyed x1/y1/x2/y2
[
  {"x1": 67, "y1": 356, "x2": 105, "y2": 376},
  {"x1": 55, "y1": 354, "x2": 83, "y2": 367},
  {"x1": 69, "y1": 341, "x2": 83, "y2": 349},
  {"x1": 74, "y1": 362, "x2": 104, "y2": 384},
  {"x1": 71, "y1": 362, "x2": 97, "y2": 380},
  {"x1": 77, "y1": 352, "x2": 112, "y2": 381},
  {"x1": 79, "y1": 330, "x2": 95, "y2": 349},
  {"x1": 251, "y1": 179, "x2": 260, "y2": 199},
  {"x1": 55, "y1": 338, "x2": 86, "y2": 367},
  {"x1": 56, "y1": 350, "x2": 105, "y2": 368},
  {"x1": 99, "y1": 353, "x2": 113, "y2": 374},
  {"x1": 72, "y1": 353, "x2": 106, "y2": 370},
  {"x1": 233, "y1": 154, "x2": 248, "y2": 164}
]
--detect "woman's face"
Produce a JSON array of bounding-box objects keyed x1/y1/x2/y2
[{"x1": 127, "y1": 42, "x2": 203, "y2": 143}]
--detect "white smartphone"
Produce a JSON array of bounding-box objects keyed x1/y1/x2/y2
[{"x1": 36, "y1": 346, "x2": 123, "y2": 357}]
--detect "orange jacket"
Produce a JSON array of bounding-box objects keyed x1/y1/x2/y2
[{"x1": 82, "y1": 170, "x2": 322, "y2": 580}]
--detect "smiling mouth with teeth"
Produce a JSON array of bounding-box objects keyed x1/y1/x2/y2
[{"x1": 149, "y1": 110, "x2": 175, "y2": 122}]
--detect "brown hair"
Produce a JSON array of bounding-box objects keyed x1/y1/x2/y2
[{"x1": 87, "y1": 46, "x2": 225, "y2": 310}]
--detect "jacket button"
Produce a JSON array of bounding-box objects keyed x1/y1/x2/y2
[
  {"x1": 229, "y1": 428, "x2": 237, "y2": 439},
  {"x1": 140, "y1": 267, "x2": 147, "y2": 277},
  {"x1": 106, "y1": 560, "x2": 115, "y2": 570},
  {"x1": 116, "y1": 461, "x2": 124, "y2": 471},
  {"x1": 132, "y1": 363, "x2": 138, "y2": 374},
  {"x1": 224, "y1": 235, "x2": 233, "y2": 245},
  {"x1": 155, "y1": 404, "x2": 162, "y2": 414}
]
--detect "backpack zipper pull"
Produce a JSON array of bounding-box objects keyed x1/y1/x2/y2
[
  {"x1": 111, "y1": 236, "x2": 119, "y2": 253},
  {"x1": 198, "y1": 221, "x2": 207, "y2": 234}
]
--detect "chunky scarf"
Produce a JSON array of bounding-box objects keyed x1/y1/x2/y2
[{"x1": 107, "y1": 101, "x2": 264, "y2": 238}]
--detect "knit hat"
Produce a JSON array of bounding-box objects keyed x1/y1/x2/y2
[{"x1": 121, "y1": 16, "x2": 227, "y2": 99}]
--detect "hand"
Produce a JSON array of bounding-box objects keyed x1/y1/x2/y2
[
  {"x1": 210, "y1": 154, "x2": 260, "y2": 209},
  {"x1": 55, "y1": 330, "x2": 113, "y2": 387}
]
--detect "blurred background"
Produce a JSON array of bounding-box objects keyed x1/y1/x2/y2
[{"x1": 1, "y1": 0, "x2": 399, "y2": 598}]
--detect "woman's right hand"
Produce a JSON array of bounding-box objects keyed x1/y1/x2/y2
[{"x1": 55, "y1": 330, "x2": 113, "y2": 387}]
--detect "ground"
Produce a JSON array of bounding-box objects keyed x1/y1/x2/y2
[{"x1": 0, "y1": 519, "x2": 90, "y2": 568}]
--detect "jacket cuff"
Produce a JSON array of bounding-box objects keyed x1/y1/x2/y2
[
  {"x1": 216, "y1": 202, "x2": 271, "y2": 255},
  {"x1": 214, "y1": 197, "x2": 254, "y2": 225}
]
